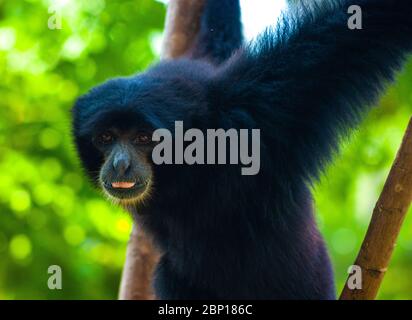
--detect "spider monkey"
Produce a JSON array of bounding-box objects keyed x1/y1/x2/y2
[{"x1": 72, "y1": 0, "x2": 412, "y2": 299}]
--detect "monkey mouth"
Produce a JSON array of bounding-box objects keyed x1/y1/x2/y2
[
  {"x1": 111, "y1": 181, "x2": 136, "y2": 189},
  {"x1": 102, "y1": 180, "x2": 148, "y2": 201}
]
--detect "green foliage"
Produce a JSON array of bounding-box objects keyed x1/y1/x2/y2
[
  {"x1": 0, "y1": 0, "x2": 411, "y2": 300},
  {"x1": 0, "y1": 0, "x2": 164, "y2": 299}
]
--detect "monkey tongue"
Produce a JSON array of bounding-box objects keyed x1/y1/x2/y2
[{"x1": 111, "y1": 182, "x2": 136, "y2": 189}]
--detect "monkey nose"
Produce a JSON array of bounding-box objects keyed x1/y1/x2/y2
[{"x1": 113, "y1": 156, "x2": 130, "y2": 175}]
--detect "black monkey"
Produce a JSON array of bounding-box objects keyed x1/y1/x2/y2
[{"x1": 72, "y1": 0, "x2": 412, "y2": 299}]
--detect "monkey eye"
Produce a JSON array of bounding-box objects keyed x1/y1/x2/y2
[
  {"x1": 133, "y1": 132, "x2": 151, "y2": 145},
  {"x1": 97, "y1": 132, "x2": 114, "y2": 145}
]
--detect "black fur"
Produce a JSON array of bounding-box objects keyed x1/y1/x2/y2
[
  {"x1": 72, "y1": 0, "x2": 412, "y2": 299},
  {"x1": 190, "y1": 0, "x2": 243, "y2": 63}
]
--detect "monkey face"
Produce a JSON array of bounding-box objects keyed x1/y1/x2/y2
[
  {"x1": 93, "y1": 128, "x2": 154, "y2": 204},
  {"x1": 72, "y1": 61, "x2": 211, "y2": 207}
]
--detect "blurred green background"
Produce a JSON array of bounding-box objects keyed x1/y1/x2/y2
[{"x1": 0, "y1": 0, "x2": 411, "y2": 300}]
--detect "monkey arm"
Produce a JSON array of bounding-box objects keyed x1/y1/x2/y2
[
  {"x1": 190, "y1": 0, "x2": 243, "y2": 64},
  {"x1": 212, "y1": 0, "x2": 412, "y2": 182}
]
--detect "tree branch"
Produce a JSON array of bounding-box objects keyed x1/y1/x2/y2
[
  {"x1": 118, "y1": 225, "x2": 159, "y2": 300},
  {"x1": 161, "y1": 0, "x2": 205, "y2": 59},
  {"x1": 340, "y1": 117, "x2": 412, "y2": 300}
]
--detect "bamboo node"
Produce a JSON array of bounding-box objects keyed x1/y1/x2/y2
[
  {"x1": 395, "y1": 184, "x2": 404, "y2": 193},
  {"x1": 366, "y1": 267, "x2": 388, "y2": 273}
]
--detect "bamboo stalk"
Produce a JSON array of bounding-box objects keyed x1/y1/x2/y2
[{"x1": 340, "y1": 117, "x2": 412, "y2": 300}]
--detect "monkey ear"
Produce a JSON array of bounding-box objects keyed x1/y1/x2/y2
[{"x1": 73, "y1": 135, "x2": 103, "y2": 183}]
